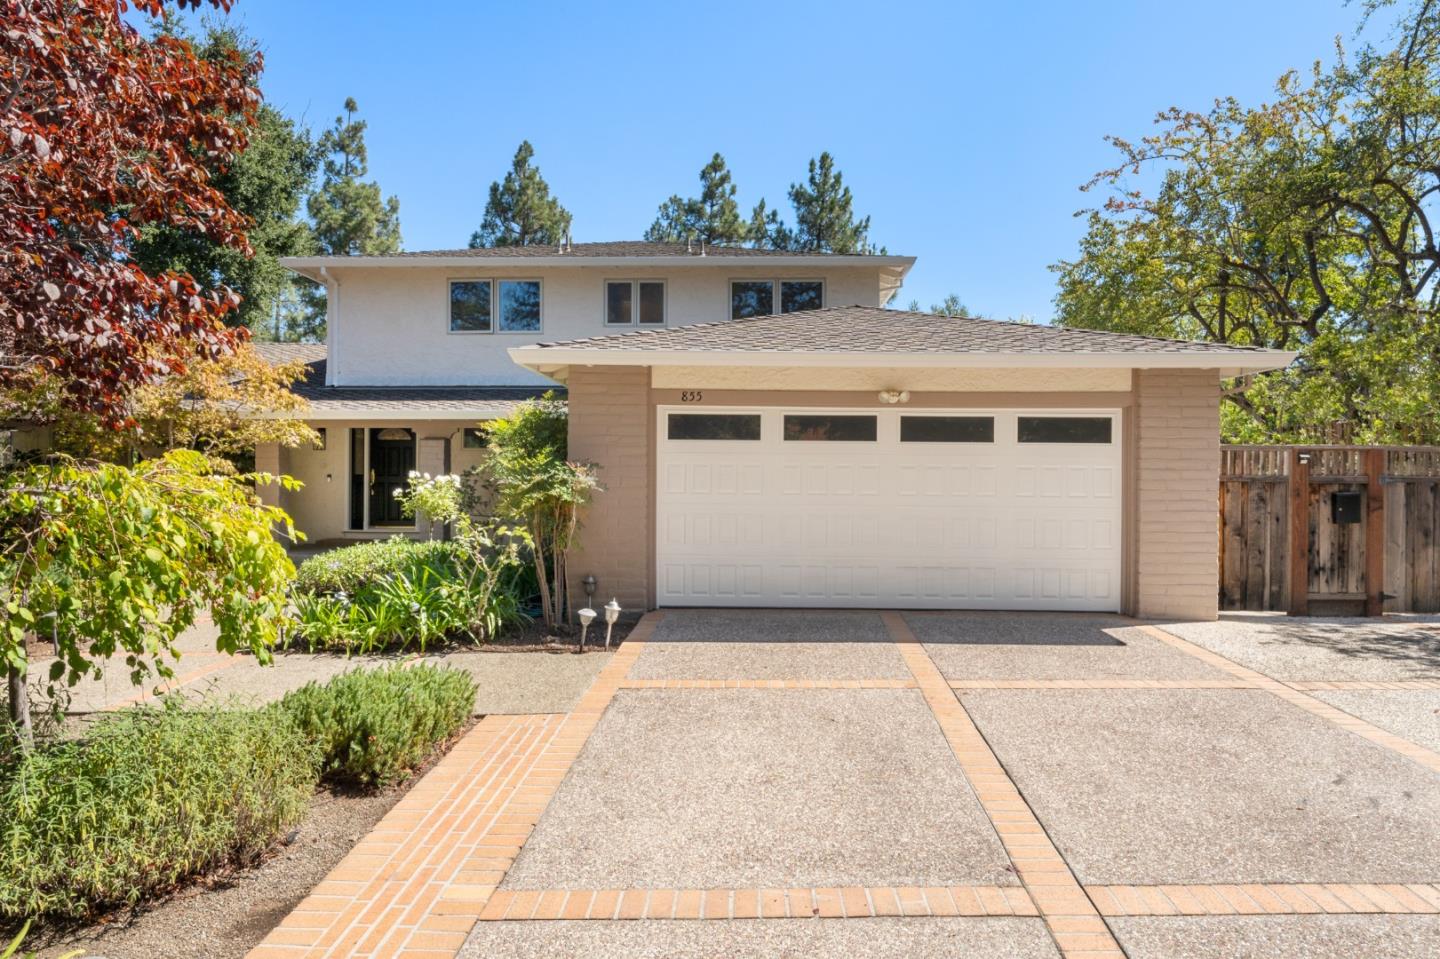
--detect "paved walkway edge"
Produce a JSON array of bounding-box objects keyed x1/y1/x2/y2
[
  {"x1": 245, "y1": 613, "x2": 660, "y2": 959},
  {"x1": 881, "y1": 611, "x2": 1126, "y2": 959},
  {"x1": 1140, "y1": 625, "x2": 1440, "y2": 774}
]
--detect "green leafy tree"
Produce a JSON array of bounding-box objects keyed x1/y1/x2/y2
[
  {"x1": 1, "y1": 452, "x2": 300, "y2": 745},
  {"x1": 470, "y1": 141, "x2": 573, "y2": 248},
  {"x1": 1052, "y1": 0, "x2": 1440, "y2": 442},
  {"x1": 645, "y1": 153, "x2": 750, "y2": 245},
  {"x1": 132, "y1": 23, "x2": 318, "y2": 335},
  {"x1": 785, "y1": 152, "x2": 875, "y2": 253},
  {"x1": 907, "y1": 294, "x2": 973, "y2": 316},
  {"x1": 745, "y1": 197, "x2": 790, "y2": 250},
  {"x1": 476, "y1": 395, "x2": 597, "y2": 630},
  {"x1": 303, "y1": 98, "x2": 402, "y2": 337}
]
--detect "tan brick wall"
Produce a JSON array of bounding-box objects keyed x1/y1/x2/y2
[
  {"x1": 1134, "y1": 369, "x2": 1220, "y2": 621},
  {"x1": 566, "y1": 366, "x2": 651, "y2": 613}
]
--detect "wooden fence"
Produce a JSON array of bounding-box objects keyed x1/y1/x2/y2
[{"x1": 1219, "y1": 446, "x2": 1440, "y2": 615}]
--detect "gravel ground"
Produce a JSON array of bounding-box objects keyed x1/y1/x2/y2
[
  {"x1": 1312, "y1": 689, "x2": 1440, "y2": 753},
  {"x1": 503, "y1": 688, "x2": 1015, "y2": 889},
  {"x1": 633, "y1": 610, "x2": 908, "y2": 680},
  {"x1": 1162, "y1": 615, "x2": 1440, "y2": 681},
  {"x1": 459, "y1": 917, "x2": 1060, "y2": 959},
  {"x1": 25, "y1": 788, "x2": 399, "y2": 959},
  {"x1": 421, "y1": 647, "x2": 612, "y2": 714},
  {"x1": 963, "y1": 688, "x2": 1440, "y2": 884},
  {"x1": 1111, "y1": 915, "x2": 1440, "y2": 959},
  {"x1": 908, "y1": 612, "x2": 1228, "y2": 680}
]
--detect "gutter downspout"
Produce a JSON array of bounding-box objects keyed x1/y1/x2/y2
[{"x1": 319, "y1": 266, "x2": 338, "y2": 386}]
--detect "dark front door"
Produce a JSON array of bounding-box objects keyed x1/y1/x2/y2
[{"x1": 369, "y1": 429, "x2": 415, "y2": 526}]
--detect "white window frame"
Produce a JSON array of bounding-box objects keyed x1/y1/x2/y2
[
  {"x1": 728, "y1": 278, "x2": 826, "y2": 319},
  {"x1": 603, "y1": 279, "x2": 668, "y2": 327},
  {"x1": 447, "y1": 277, "x2": 545, "y2": 335}
]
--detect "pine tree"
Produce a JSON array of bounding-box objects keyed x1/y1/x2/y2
[
  {"x1": 645, "y1": 153, "x2": 749, "y2": 245},
  {"x1": 470, "y1": 141, "x2": 572, "y2": 247},
  {"x1": 746, "y1": 198, "x2": 791, "y2": 250},
  {"x1": 308, "y1": 98, "x2": 402, "y2": 256},
  {"x1": 302, "y1": 98, "x2": 401, "y2": 338},
  {"x1": 787, "y1": 152, "x2": 873, "y2": 253}
]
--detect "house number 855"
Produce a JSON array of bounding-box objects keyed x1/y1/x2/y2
[{"x1": 680, "y1": 391, "x2": 703, "y2": 402}]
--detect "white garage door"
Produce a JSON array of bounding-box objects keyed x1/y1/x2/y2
[{"x1": 655, "y1": 407, "x2": 1122, "y2": 611}]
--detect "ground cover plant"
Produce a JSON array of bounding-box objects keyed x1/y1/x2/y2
[
  {"x1": 277, "y1": 663, "x2": 476, "y2": 788},
  {"x1": 0, "y1": 701, "x2": 318, "y2": 922}
]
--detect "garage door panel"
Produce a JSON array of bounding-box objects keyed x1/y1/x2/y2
[{"x1": 656, "y1": 407, "x2": 1122, "y2": 611}]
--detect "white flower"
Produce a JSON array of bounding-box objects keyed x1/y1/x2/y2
[{"x1": 407, "y1": 470, "x2": 421, "y2": 479}]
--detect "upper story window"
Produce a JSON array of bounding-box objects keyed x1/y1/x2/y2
[
  {"x1": 730, "y1": 279, "x2": 824, "y2": 319},
  {"x1": 449, "y1": 279, "x2": 543, "y2": 333},
  {"x1": 606, "y1": 280, "x2": 666, "y2": 326}
]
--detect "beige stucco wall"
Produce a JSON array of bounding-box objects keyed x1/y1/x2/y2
[
  {"x1": 275, "y1": 419, "x2": 490, "y2": 544},
  {"x1": 325, "y1": 265, "x2": 890, "y2": 387},
  {"x1": 566, "y1": 363, "x2": 1224, "y2": 620},
  {"x1": 1133, "y1": 369, "x2": 1221, "y2": 621}
]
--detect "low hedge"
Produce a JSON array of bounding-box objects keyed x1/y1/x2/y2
[
  {"x1": 293, "y1": 538, "x2": 465, "y2": 598},
  {"x1": 0, "y1": 702, "x2": 318, "y2": 921},
  {"x1": 277, "y1": 663, "x2": 476, "y2": 788}
]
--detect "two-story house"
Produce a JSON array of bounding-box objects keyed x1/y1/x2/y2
[{"x1": 266, "y1": 241, "x2": 1292, "y2": 621}]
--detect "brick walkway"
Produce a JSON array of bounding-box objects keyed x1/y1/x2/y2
[{"x1": 252, "y1": 610, "x2": 1440, "y2": 959}]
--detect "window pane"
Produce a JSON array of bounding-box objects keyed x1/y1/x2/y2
[
  {"x1": 1017, "y1": 416, "x2": 1113, "y2": 443},
  {"x1": 498, "y1": 280, "x2": 541, "y2": 331},
  {"x1": 900, "y1": 416, "x2": 994, "y2": 443},
  {"x1": 605, "y1": 281, "x2": 632, "y2": 325},
  {"x1": 731, "y1": 280, "x2": 773, "y2": 319},
  {"x1": 450, "y1": 280, "x2": 491, "y2": 332},
  {"x1": 463, "y1": 428, "x2": 487, "y2": 449},
  {"x1": 783, "y1": 415, "x2": 877, "y2": 441},
  {"x1": 667, "y1": 413, "x2": 762, "y2": 440},
  {"x1": 780, "y1": 280, "x2": 823, "y2": 313},
  {"x1": 639, "y1": 282, "x2": 665, "y2": 324}
]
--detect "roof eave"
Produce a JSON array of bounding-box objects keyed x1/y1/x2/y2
[
  {"x1": 279, "y1": 254, "x2": 917, "y2": 273},
  {"x1": 509, "y1": 346, "x2": 1298, "y2": 377}
]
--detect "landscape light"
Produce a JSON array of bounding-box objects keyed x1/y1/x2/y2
[{"x1": 577, "y1": 607, "x2": 596, "y2": 652}]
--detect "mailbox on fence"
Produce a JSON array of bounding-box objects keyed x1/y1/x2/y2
[{"x1": 1330, "y1": 490, "x2": 1364, "y2": 525}]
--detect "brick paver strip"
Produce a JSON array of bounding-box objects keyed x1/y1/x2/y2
[
  {"x1": 880, "y1": 612, "x2": 1126, "y2": 959},
  {"x1": 245, "y1": 615, "x2": 658, "y2": 959},
  {"x1": 1139, "y1": 625, "x2": 1440, "y2": 774},
  {"x1": 1086, "y1": 883, "x2": 1440, "y2": 916}
]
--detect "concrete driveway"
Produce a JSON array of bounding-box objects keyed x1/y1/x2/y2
[{"x1": 251, "y1": 610, "x2": 1440, "y2": 959}]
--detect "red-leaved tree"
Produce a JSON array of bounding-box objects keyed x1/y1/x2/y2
[{"x1": 1, "y1": 0, "x2": 259, "y2": 427}]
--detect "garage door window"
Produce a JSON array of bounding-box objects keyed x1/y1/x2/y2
[
  {"x1": 667, "y1": 413, "x2": 762, "y2": 441},
  {"x1": 1017, "y1": 416, "x2": 1112, "y2": 444},
  {"x1": 783, "y1": 415, "x2": 877, "y2": 441},
  {"x1": 900, "y1": 416, "x2": 994, "y2": 443}
]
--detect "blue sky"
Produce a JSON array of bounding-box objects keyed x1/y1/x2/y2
[{"x1": 195, "y1": 0, "x2": 1386, "y2": 321}]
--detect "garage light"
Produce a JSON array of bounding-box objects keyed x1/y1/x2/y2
[{"x1": 878, "y1": 390, "x2": 911, "y2": 404}]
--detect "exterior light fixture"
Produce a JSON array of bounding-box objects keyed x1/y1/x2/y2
[
  {"x1": 877, "y1": 389, "x2": 910, "y2": 405},
  {"x1": 582, "y1": 574, "x2": 597, "y2": 604},
  {"x1": 603, "y1": 599, "x2": 621, "y2": 649},
  {"x1": 577, "y1": 606, "x2": 596, "y2": 652}
]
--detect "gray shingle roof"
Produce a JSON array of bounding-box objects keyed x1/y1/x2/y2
[
  {"x1": 319, "y1": 241, "x2": 883, "y2": 260},
  {"x1": 252, "y1": 342, "x2": 558, "y2": 416},
  {"x1": 528, "y1": 305, "x2": 1275, "y2": 355}
]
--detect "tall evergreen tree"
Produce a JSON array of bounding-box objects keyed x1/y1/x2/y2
[
  {"x1": 645, "y1": 153, "x2": 749, "y2": 245},
  {"x1": 470, "y1": 141, "x2": 572, "y2": 247},
  {"x1": 745, "y1": 198, "x2": 790, "y2": 250},
  {"x1": 786, "y1": 152, "x2": 873, "y2": 253},
  {"x1": 302, "y1": 98, "x2": 402, "y2": 338},
  {"x1": 131, "y1": 23, "x2": 318, "y2": 334}
]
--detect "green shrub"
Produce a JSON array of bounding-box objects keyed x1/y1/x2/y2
[
  {"x1": 277, "y1": 664, "x2": 476, "y2": 789},
  {"x1": 293, "y1": 538, "x2": 464, "y2": 598},
  {"x1": 0, "y1": 701, "x2": 318, "y2": 921}
]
